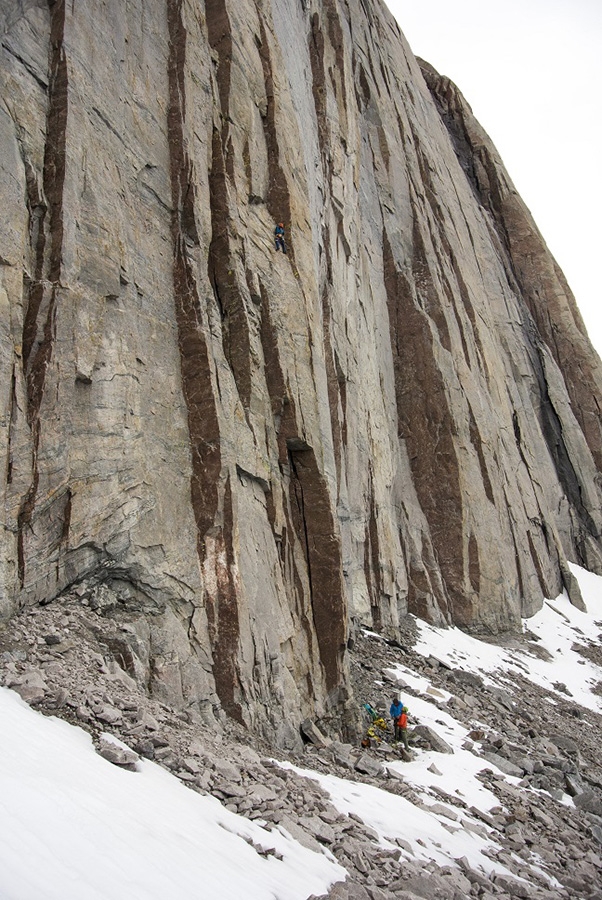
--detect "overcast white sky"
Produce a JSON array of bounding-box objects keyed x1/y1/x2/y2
[{"x1": 385, "y1": 0, "x2": 602, "y2": 357}]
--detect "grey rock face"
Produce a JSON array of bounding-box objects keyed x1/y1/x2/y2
[
  {"x1": 1, "y1": 0, "x2": 601, "y2": 743},
  {"x1": 410, "y1": 725, "x2": 453, "y2": 754},
  {"x1": 480, "y1": 752, "x2": 524, "y2": 779},
  {"x1": 98, "y1": 737, "x2": 139, "y2": 770},
  {"x1": 354, "y1": 753, "x2": 384, "y2": 778},
  {"x1": 302, "y1": 718, "x2": 332, "y2": 749},
  {"x1": 7, "y1": 668, "x2": 47, "y2": 704},
  {"x1": 574, "y1": 791, "x2": 602, "y2": 818}
]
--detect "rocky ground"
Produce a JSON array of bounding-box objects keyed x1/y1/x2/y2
[{"x1": 2, "y1": 593, "x2": 602, "y2": 899}]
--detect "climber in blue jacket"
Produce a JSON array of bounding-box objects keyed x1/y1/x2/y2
[
  {"x1": 274, "y1": 222, "x2": 287, "y2": 253},
  {"x1": 390, "y1": 697, "x2": 404, "y2": 742}
]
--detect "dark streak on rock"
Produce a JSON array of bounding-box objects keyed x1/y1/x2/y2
[
  {"x1": 307, "y1": 17, "x2": 344, "y2": 493},
  {"x1": 421, "y1": 59, "x2": 602, "y2": 478},
  {"x1": 537, "y1": 369, "x2": 598, "y2": 540},
  {"x1": 446, "y1": 243, "x2": 488, "y2": 376},
  {"x1": 467, "y1": 532, "x2": 480, "y2": 595},
  {"x1": 205, "y1": 0, "x2": 232, "y2": 116},
  {"x1": 205, "y1": 1, "x2": 260, "y2": 412},
  {"x1": 209, "y1": 474, "x2": 243, "y2": 722},
  {"x1": 208, "y1": 126, "x2": 253, "y2": 410},
  {"x1": 511, "y1": 528, "x2": 525, "y2": 602},
  {"x1": 382, "y1": 227, "x2": 462, "y2": 623},
  {"x1": 335, "y1": 352, "x2": 348, "y2": 450},
  {"x1": 324, "y1": 0, "x2": 349, "y2": 128},
  {"x1": 60, "y1": 487, "x2": 72, "y2": 545},
  {"x1": 376, "y1": 124, "x2": 390, "y2": 172},
  {"x1": 258, "y1": 282, "x2": 316, "y2": 663},
  {"x1": 319, "y1": 238, "x2": 342, "y2": 489},
  {"x1": 468, "y1": 404, "x2": 493, "y2": 505},
  {"x1": 167, "y1": 0, "x2": 221, "y2": 553},
  {"x1": 259, "y1": 281, "x2": 293, "y2": 464},
  {"x1": 18, "y1": 0, "x2": 68, "y2": 588},
  {"x1": 365, "y1": 481, "x2": 383, "y2": 632},
  {"x1": 6, "y1": 364, "x2": 17, "y2": 486},
  {"x1": 322, "y1": 320, "x2": 342, "y2": 487},
  {"x1": 354, "y1": 61, "x2": 370, "y2": 111},
  {"x1": 256, "y1": 16, "x2": 294, "y2": 261},
  {"x1": 288, "y1": 446, "x2": 347, "y2": 694},
  {"x1": 405, "y1": 530, "x2": 451, "y2": 624},
  {"x1": 527, "y1": 530, "x2": 551, "y2": 599},
  {"x1": 259, "y1": 283, "x2": 346, "y2": 696},
  {"x1": 22, "y1": 0, "x2": 67, "y2": 397},
  {"x1": 52, "y1": 487, "x2": 72, "y2": 585},
  {"x1": 412, "y1": 214, "x2": 452, "y2": 354},
  {"x1": 17, "y1": 465, "x2": 39, "y2": 589},
  {"x1": 309, "y1": 11, "x2": 330, "y2": 180},
  {"x1": 406, "y1": 111, "x2": 491, "y2": 374}
]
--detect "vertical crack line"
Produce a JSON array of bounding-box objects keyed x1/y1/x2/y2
[
  {"x1": 17, "y1": 442, "x2": 40, "y2": 588},
  {"x1": 167, "y1": 0, "x2": 221, "y2": 560},
  {"x1": 209, "y1": 474, "x2": 243, "y2": 722},
  {"x1": 382, "y1": 226, "x2": 458, "y2": 624},
  {"x1": 205, "y1": 0, "x2": 232, "y2": 119},
  {"x1": 24, "y1": 0, "x2": 68, "y2": 402},
  {"x1": 289, "y1": 450, "x2": 313, "y2": 604},
  {"x1": 6, "y1": 363, "x2": 18, "y2": 486},
  {"x1": 366, "y1": 474, "x2": 383, "y2": 632},
  {"x1": 288, "y1": 447, "x2": 347, "y2": 694},
  {"x1": 205, "y1": 1, "x2": 254, "y2": 415},
  {"x1": 208, "y1": 127, "x2": 253, "y2": 411},
  {"x1": 256, "y1": 16, "x2": 295, "y2": 268},
  {"x1": 17, "y1": 0, "x2": 68, "y2": 589}
]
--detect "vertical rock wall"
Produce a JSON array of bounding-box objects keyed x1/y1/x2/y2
[{"x1": 1, "y1": 0, "x2": 601, "y2": 743}]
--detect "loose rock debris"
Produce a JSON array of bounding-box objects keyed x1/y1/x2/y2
[{"x1": 2, "y1": 599, "x2": 602, "y2": 899}]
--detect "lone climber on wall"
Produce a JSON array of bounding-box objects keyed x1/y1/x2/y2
[{"x1": 274, "y1": 222, "x2": 287, "y2": 253}]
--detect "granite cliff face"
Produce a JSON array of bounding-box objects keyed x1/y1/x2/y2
[{"x1": 1, "y1": 0, "x2": 601, "y2": 745}]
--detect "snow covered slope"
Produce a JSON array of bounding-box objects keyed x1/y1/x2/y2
[{"x1": 2, "y1": 564, "x2": 602, "y2": 898}]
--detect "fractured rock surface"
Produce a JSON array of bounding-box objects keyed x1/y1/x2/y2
[{"x1": 0, "y1": 0, "x2": 601, "y2": 739}]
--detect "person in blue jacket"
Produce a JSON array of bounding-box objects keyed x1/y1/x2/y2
[
  {"x1": 390, "y1": 697, "x2": 404, "y2": 742},
  {"x1": 274, "y1": 222, "x2": 287, "y2": 253}
]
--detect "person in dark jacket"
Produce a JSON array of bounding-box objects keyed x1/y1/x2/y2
[
  {"x1": 390, "y1": 697, "x2": 403, "y2": 741},
  {"x1": 274, "y1": 222, "x2": 287, "y2": 253}
]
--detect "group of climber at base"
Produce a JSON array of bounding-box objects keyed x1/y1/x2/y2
[{"x1": 362, "y1": 697, "x2": 411, "y2": 754}]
